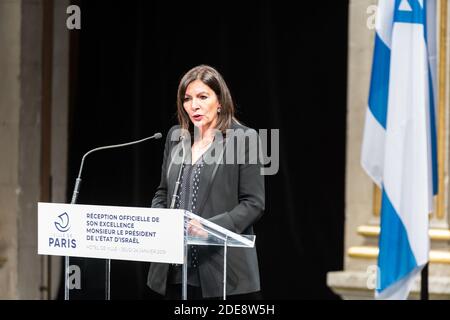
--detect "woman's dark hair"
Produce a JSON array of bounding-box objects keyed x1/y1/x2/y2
[{"x1": 176, "y1": 65, "x2": 235, "y2": 133}]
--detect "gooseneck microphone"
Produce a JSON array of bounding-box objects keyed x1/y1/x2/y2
[
  {"x1": 65, "y1": 132, "x2": 162, "y2": 301},
  {"x1": 70, "y1": 132, "x2": 163, "y2": 204},
  {"x1": 170, "y1": 135, "x2": 186, "y2": 209}
]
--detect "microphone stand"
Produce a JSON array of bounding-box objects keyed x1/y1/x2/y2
[
  {"x1": 169, "y1": 137, "x2": 191, "y2": 300},
  {"x1": 170, "y1": 136, "x2": 186, "y2": 209},
  {"x1": 166, "y1": 135, "x2": 190, "y2": 299},
  {"x1": 64, "y1": 132, "x2": 162, "y2": 300}
]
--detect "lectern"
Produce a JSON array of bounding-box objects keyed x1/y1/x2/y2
[
  {"x1": 37, "y1": 203, "x2": 255, "y2": 300},
  {"x1": 183, "y1": 210, "x2": 255, "y2": 300}
]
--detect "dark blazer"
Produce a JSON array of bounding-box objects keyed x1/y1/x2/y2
[{"x1": 147, "y1": 120, "x2": 265, "y2": 298}]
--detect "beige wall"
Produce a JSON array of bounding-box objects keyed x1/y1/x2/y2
[
  {"x1": 0, "y1": 0, "x2": 69, "y2": 299},
  {"x1": 343, "y1": 0, "x2": 378, "y2": 272},
  {"x1": 0, "y1": 0, "x2": 22, "y2": 299}
]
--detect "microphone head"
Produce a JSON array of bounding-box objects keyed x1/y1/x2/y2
[{"x1": 154, "y1": 132, "x2": 163, "y2": 139}]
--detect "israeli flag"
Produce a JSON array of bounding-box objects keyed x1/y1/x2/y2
[{"x1": 361, "y1": 0, "x2": 437, "y2": 299}]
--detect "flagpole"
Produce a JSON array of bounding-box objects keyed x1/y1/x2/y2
[
  {"x1": 421, "y1": 263, "x2": 429, "y2": 300},
  {"x1": 437, "y1": 0, "x2": 448, "y2": 222}
]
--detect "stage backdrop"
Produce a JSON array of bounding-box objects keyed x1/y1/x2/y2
[{"x1": 64, "y1": 0, "x2": 348, "y2": 299}]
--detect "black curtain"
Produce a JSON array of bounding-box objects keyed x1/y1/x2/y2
[{"x1": 65, "y1": 0, "x2": 348, "y2": 299}]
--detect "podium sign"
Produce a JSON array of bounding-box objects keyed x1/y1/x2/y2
[{"x1": 38, "y1": 202, "x2": 184, "y2": 264}]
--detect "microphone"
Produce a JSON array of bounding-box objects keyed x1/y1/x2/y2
[
  {"x1": 65, "y1": 132, "x2": 162, "y2": 301},
  {"x1": 170, "y1": 135, "x2": 186, "y2": 209},
  {"x1": 70, "y1": 132, "x2": 163, "y2": 204}
]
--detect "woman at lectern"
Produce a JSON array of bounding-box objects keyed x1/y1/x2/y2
[{"x1": 147, "y1": 65, "x2": 265, "y2": 299}]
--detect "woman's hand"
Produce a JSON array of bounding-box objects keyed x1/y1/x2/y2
[{"x1": 187, "y1": 219, "x2": 208, "y2": 238}]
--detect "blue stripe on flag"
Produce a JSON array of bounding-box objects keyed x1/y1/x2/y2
[
  {"x1": 423, "y1": 0, "x2": 439, "y2": 195},
  {"x1": 394, "y1": 0, "x2": 425, "y2": 25},
  {"x1": 368, "y1": 33, "x2": 391, "y2": 129},
  {"x1": 377, "y1": 189, "x2": 418, "y2": 292},
  {"x1": 424, "y1": 0, "x2": 429, "y2": 39},
  {"x1": 428, "y1": 70, "x2": 438, "y2": 194}
]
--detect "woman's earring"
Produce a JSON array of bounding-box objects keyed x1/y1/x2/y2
[{"x1": 217, "y1": 107, "x2": 221, "y2": 114}]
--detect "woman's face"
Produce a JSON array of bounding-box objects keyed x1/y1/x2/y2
[{"x1": 183, "y1": 79, "x2": 220, "y2": 131}]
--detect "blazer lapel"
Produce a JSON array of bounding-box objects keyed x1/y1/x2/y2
[
  {"x1": 195, "y1": 162, "x2": 216, "y2": 216},
  {"x1": 195, "y1": 134, "x2": 230, "y2": 217}
]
